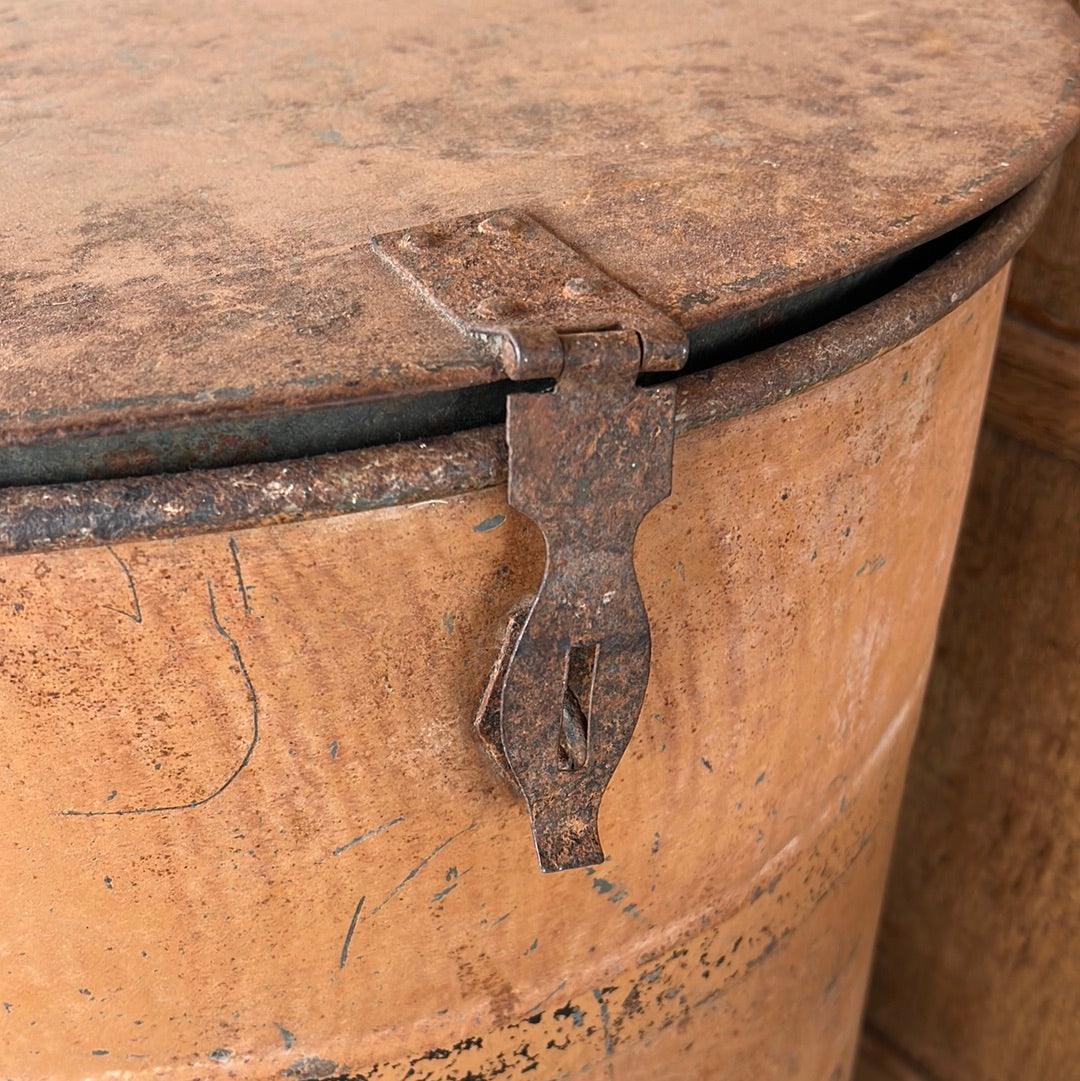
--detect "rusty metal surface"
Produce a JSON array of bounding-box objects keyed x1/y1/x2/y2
[
  {"x1": 0, "y1": 232, "x2": 921, "y2": 488},
  {"x1": 499, "y1": 332, "x2": 675, "y2": 871},
  {"x1": 0, "y1": 167, "x2": 1058, "y2": 556},
  {"x1": 376, "y1": 211, "x2": 681, "y2": 870},
  {"x1": 0, "y1": 0, "x2": 1078, "y2": 457}
]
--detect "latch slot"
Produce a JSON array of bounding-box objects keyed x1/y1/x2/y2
[{"x1": 558, "y1": 642, "x2": 597, "y2": 773}]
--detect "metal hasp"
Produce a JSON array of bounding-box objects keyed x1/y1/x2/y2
[{"x1": 373, "y1": 210, "x2": 687, "y2": 872}]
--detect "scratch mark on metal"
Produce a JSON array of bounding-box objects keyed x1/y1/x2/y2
[
  {"x1": 520, "y1": 979, "x2": 567, "y2": 1020},
  {"x1": 582, "y1": 868, "x2": 652, "y2": 925},
  {"x1": 431, "y1": 881, "x2": 459, "y2": 903},
  {"x1": 333, "y1": 815, "x2": 405, "y2": 857},
  {"x1": 855, "y1": 555, "x2": 887, "y2": 577},
  {"x1": 103, "y1": 546, "x2": 142, "y2": 624},
  {"x1": 228, "y1": 537, "x2": 253, "y2": 614},
  {"x1": 341, "y1": 822, "x2": 478, "y2": 966},
  {"x1": 370, "y1": 823, "x2": 477, "y2": 921},
  {"x1": 339, "y1": 896, "x2": 365, "y2": 969},
  {"x1": 62, "y1": 580, "x2": 259, "y2": 817}
]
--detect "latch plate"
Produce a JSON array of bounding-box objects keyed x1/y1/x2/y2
[{"x1": 373, "y1": 210, "x2": 687, "y2": 872}]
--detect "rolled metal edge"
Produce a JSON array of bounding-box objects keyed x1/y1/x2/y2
[{"x1": 0, "y1": 165, "x2": 1059, "y2": 556}]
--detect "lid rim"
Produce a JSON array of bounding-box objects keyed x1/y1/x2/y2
[
  {"x1": 0, "y1": 175, "x2": 1037, "y2": 488},
  {"x1": 0, "y1": 166, "x2": 1057, "y2": 556}
]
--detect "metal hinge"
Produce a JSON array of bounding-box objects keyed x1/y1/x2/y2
[{"x1": 373, "y1": 210, "x2": 688, "y2": 872}]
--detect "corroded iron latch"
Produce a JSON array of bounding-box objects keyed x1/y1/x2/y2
[{"x1": 373, "y1": 211, "x2": 687, "y2": 872}]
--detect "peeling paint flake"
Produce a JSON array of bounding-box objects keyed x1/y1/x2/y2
[{"x1": 473, "y1": 514, "x2": 506, "y2": 533}]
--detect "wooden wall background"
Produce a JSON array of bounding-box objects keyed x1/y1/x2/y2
[{"x1": 857, "y1": 111, "x2": 1080, "y2": 1081}]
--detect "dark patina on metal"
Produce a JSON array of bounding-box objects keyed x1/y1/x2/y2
[{"x1": 375, "y1": 210, "x2": 686, "y2": 871}]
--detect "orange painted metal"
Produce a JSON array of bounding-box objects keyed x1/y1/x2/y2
[{"x1": 0, "y1": 272, "x2": 1007, "y2": 1079}]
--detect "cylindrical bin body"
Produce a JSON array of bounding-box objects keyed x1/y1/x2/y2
[
  {"x1": 860, "y1": 145, "x2": 1080, "y2": 1081},
  {"x1": 0, "y1": 231, "x2": 1026, "y2": 1080}
]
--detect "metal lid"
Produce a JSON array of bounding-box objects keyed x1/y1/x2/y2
[{"x1": 2, "y1": 0, "x2": 1079, "y2": 472}]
